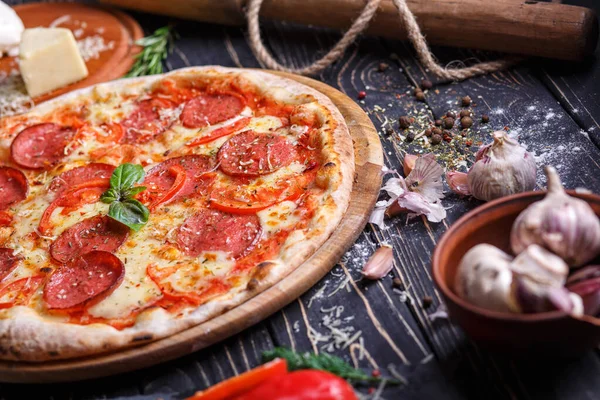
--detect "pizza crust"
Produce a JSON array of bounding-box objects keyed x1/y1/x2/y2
[{"x1": 0, "y1": 66, "x2": 355, "y2": 361}]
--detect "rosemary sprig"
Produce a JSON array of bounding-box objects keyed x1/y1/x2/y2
[
  {"x1": 126, "y1": 26, "x2": 175, "y2": 78},
  {"x1": 262, "y1": 347, "x2": 400, "y2": 385}
]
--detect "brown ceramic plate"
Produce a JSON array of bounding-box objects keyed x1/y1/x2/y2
[{"x1": 432, "y1": 191, "x2": 600, "y2": 357}]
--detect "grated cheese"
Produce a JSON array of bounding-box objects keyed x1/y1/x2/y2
[
  {"x1": 77, "y1": 35, "x2": 115, "y2": 62},
  {"x1": 0, "y1": 70, "x2": 33, "y2": 118}
]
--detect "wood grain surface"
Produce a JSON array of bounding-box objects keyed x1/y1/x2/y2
[
  {"x1": 1, "y1": 0, "x2": 600, "y2": 399},
  {"x1": 0, "y1": 72, "x2": 383, "y2": 384},
  {"x1": 0, "y1": 3, "x2": 142, "y2": 103},
  {"x1": 100, "y1": 0, "x2": 598, "y2": 61}
]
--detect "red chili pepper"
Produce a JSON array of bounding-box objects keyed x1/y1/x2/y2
[{"x1": 232, "y1": 370, "x2": 358, "y2": 400}]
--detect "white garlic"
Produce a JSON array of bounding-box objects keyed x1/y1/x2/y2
[
  {"x1": 509, "y1": 244, "x2": 568, "y2": 287},
  {"x1": 467, "y1": 131, "x2": 536, "y2": 201},
  {"x1": 511, "y1": 166, "x2": 600, "y2": 267},
  {"x1": 455, "y1": 244, "x2": 518, "y2": 313}
]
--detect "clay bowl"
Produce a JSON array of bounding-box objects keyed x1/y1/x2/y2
[{"x1": 432, "y1": 190, "x2": 600, "y2": 357}]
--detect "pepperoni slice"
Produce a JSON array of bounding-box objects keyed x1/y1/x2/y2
[
  {"x1": 218, "y1": 131, "x2": 297, "y2": 177},
  {"x1": 0, "y1": 166, "x2": 28, "y2": 210},
  {"x1": 0, "y1": 248, "x2": 20, "y2": 282},
  {"x1": 176, "y1": 209, "x2": 261, "y2": 258},
  {"x1": 180, "y1": 93, "x2": 245, "y2": 129},
  {"x1": 140, "y1": 155, "x2": 216, "y2": 207},
  {"x1": 44, "y1": 251, "x2": 125, "y2": 310},
  {"x1": 10, "y1": 123, "x2": 75, "y2": 169},
  {"x1": 120, "y1": 98, "x2": 175, "y2": 144},
  {"x1": 49, "y1": 215, "x2": 129, "y2": 264},
  {"x1": 48, "y1": 163, "x2": 115, "y2": 198}
]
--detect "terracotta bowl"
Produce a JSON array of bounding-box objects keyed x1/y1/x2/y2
[{"x1": 432, "y1": 190, "x2": 600, "y2": 357}]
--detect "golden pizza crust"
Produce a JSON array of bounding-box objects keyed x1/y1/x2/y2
[{"x1": 0, "y1": 66, "x2": 354, "y2": 361}]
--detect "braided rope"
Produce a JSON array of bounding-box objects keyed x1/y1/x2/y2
[{"x1": 246, "y1": 0, "x2": 521, "y2": 81}]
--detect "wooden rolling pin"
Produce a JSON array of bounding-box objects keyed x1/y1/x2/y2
[{"x1": 99, "y1": 0, "x2": 599, "y2": 61}]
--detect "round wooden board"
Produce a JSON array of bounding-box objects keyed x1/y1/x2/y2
[
  {"x1": 0, "y1": 3, "x2": 143, "y2": 104},
  {"x1": 0, "y1": 71, "x2": 383, "y2": 383}
]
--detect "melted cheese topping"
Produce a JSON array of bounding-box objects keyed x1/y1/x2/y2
[{"x1": 0, "y1": 72, "x2": 333, "y2": 328}]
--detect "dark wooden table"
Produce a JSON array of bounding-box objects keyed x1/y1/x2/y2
[{"x1": 2, "y1": 1, "x2": 600, "y2": 399}]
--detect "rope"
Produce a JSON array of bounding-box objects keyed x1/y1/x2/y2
[{"x1": 246, "y1": 0, "x2": 521, "y2": 81}]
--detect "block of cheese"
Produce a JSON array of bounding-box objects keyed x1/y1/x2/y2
[
  {"x1": 0, "y1": 1, "x2": 24, "y2": 56},
  {"x1": 19, "y1": 28, "x2": 89, "y2": 98}
]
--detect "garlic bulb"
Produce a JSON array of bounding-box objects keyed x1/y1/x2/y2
[
  {"x1": 455, "y1": 244, "x2": 518, "y2": 313},
  {"x1": 566, "y1": 265, "x2": 600, "y2": 316},
  {"x1": 467, "y1": 131, "x2": 536, "y2": 201},
  {"x1": 510, "y1": 244, "x2": 568, "y2": 287},
  {"x1": 511, "y1": 166, "x2": 600, "y2": 266}
]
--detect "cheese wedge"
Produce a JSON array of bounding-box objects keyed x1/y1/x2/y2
[
  {"x1": 0, "y1": 1, "x2": 24, "y2": 56},
  {"x1": 19, "y1": 28, "x2": 89, "y2": 97}
]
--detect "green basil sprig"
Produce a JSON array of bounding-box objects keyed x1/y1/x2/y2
[{"x1": 101, "y1": 164, "x2": 149, "y2": 231}]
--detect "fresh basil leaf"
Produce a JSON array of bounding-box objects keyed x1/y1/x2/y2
[
  {"x1": 110, "y1": 164, "x2": 146, "y2": 191},
  {"x1": 100, "y1": 188, "x2": 119, "y2": 204},
  {"x1": 124, "y1": 186, "x2": 147, "y2": 198},
  {"x1": 108, "y1": 199, "x2": 149, "y2": 232}
]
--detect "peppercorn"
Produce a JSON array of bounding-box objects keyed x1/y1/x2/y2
[
  {"x1": 434, "y1": 119, "x2": 442, "y2": 127},
  {"x1": 431, "y1": 134, "x2": 442, "y2": 145},
  {"x1": 443, "y1": 117, "x2": 454, "y2": 129},
  {"x1": 481, "y1": 114, "x2": 490, "y2": 123},
  {"x1": 357, "y1": 91, "x2": 366, "y2": 100},
  {"x1": 460, "y1": 109, "x2": 471, "y2": 118},
  {"x1": 446, "y1": 111, "x2": 456, "y2": 118},
  {"x1": 421, "y1": 79, "x2": 433, "y2": 89},
  {"x1": 460, "y1": 130, "x2": 467, "y2": 137},
  {"x1": 392, "y1": 277, "x2": 404, "y2": 289},
  {"x1": 424, "y1": 128, "x2": 432, "y2": 137},
  {"x1": 405, "y1": 132, "x2": 415, "y2": 142},
  {"x1": 422, "y1": 295, "x2": 433, "y2": 309},
  {"x1": 378, "y1": 62, "x2": 389, "y2": 72},
  {"x1": 399, "y1": 116, "x2": 411, "y2": 129},
  {"x1": 432, "y1": 127, "x2": 442, "y2": 136},
  {"x1": 460, "y1": 116, "x2": 473, "y2": 129},
  {"x1": 415, "y1": 91, "x2": 426, "y2": 101},
  {"x1": 385, "y1": 127, "x2": 394, "y2": 135},
  {"x1": 461, "y1": 96, "x2": 471, "y2": 106}
]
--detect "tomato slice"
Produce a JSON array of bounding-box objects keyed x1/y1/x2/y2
[
  {"x1": 186, "y1": 358, "x2": 288, "y2": 400},
  {"x1": 0, "y1": 275, "x2": 44, "y2": 309},
  {"x1": 148, "y1": 164, "x2": 187, "y2": 210},
  {"x1": 38, "y1": 179, "x2": 110, "y2": 235},
  {"x1": 186, "y1": 117, "x2": 251, "y2": 147},
  {"x1": 0, "y1": 211, "x2": 13, "y2": 227},
  {"x1": 209, "y1": 172, "x2": 313, "y2": 215},
  {"x1": 147, "y1": 264, "x2": 230, "y2": 305}
]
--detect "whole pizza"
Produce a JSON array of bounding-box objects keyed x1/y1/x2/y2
[{"x1": 0, "y1": 67, "x2": 354, "y2": 361}]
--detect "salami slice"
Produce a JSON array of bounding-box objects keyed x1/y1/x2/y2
[
  {"x1": 218, "y1": 131, "x2": 297, "y2": 177},
  {"x1": 0, "y1": 166, "x2": 28, "y2": 210},
  {"x1": 0, "y1": 248, "x2": 20, "y2": 282},
  {"x1": 177, "y1": 209, "x2": 261, "y2": 258},
  {"x1": 50, "y1": 215, "x2": 129, "y2": 264},
  {"x1": 181, "y1": 93, "x2": 245, "y2": 129},
  {"x1": 141, "y1": 155, "x2": 216, "y2": 207},
  {"x1": 44, "y1": 251, "x2": 125, "y2": 310},
  {"x1": 10, "y1": 123, "x2": 75, "y2": 169},
  {"x1": 120, "y1": 98, "x2": 175, "y2": 144},
  {"x1": 48, "y1": 163, "x2": 115, "y2": 197}
]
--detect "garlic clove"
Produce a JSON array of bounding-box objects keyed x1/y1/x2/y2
[
  {"x1": 566, "y1": 276, "x2": 600, "y2": 316},
  {"x1": 446, "y1": 171, "x2": 471, "y2": 197},
  {"x1": 467, "y1": 131, "x2": 536, "y2": 201},
  {"x1": 455, "y1": 244, "x2": 518, "y2": 313},
  {"x1": 510, "y1": 166, "x2": 600, "y2": 266},
  {"x1": 509, "y1": 244, "x2": 568, "y2": 287},
  {"x1": 513, "y1": 277, "x2": 578, "y2": 314},
  {"x1": 362, "y1": 245, "x2": 394, "y2": 280},
  {"x1": 403, "y1": 154, "x2": 418, "y2": 177}
]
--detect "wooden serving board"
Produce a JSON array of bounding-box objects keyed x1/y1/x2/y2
[
  {"x1": 0, "y1": 3, "x2": 143, "y2": 104},
  {"x1": 0, "y1": 72, "x2": 383, "y2": 383}
]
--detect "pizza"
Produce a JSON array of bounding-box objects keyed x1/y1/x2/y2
[{"x1": 0, "y1": 66, "x2": 354, "y2": 361}]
